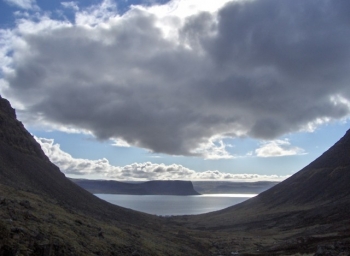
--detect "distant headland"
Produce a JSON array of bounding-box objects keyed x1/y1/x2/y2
[{"x1": 70, "y1": 179, "x2": 201, "y2": 195}]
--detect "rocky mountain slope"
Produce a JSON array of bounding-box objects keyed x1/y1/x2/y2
[
  {"x1": 71, "y1": 179, "x2": 200, "y2": 195},
  {"x1": 1, "y1": 94, "x2": 350, "y2": 255}
]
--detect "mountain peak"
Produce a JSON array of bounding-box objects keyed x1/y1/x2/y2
[
  {"x1": 0, "y1": 95, "x2": 16, "y2": 119},
  {"x1": 254, "y1": 128, "x2": 350, "y2": 207},
  {"x1": 304, "y1": 128, "x2": 350, "y2": 170},
  {"x1": 0, "y1": 95, "x2": 145, "y2": 221},
  {"x1": 0, "y1": 95, "x2": 48, "y2": 161}
]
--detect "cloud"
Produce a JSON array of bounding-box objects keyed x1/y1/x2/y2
[
  {"x1": 36, "y1": 137, "x2": 110, "y2": 175},
  {"x1": 61, "y1": 2, "x2": 79, "y2": 12},
  {"x1": 255, "y1": 139, "x2": 305, "y2": 158},
  {"x1": 75, "y1": 0, "x2": 118, "y2": 26},
  {"x1": 35, "y1": 136, "x2": 288, "y2": 181},
  {"x1": 2, "y1": 0, "x2": 350, "y2": 157},
  {"x1": 4, "y1": 0, "x2": 37, "y2": 9},
  {"x1": 192, "y1": 136, "x2": 235, "y2": 160},
  {"x1": 111, "y1": 138, "x2": 130, "y2": 147}
]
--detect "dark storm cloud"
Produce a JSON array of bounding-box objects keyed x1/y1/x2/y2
[
  {"x1": 202, "y1": 0, "x2": 350, "y2": 138},
  {"x1": 2, "y1": 0, "x2": 350, "y2": 156}
]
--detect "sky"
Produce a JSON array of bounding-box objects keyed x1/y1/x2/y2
[{"x1": 0, "y1": 0, "x2": 349, "y2": 181}]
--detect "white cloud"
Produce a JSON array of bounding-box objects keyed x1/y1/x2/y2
[
  {"x1": 61, "y1": 1, "x2": 79, "y2": 11},
  {"x1": 0, "y1": 30, "x2": 14, "y2": 74},
  {"x1": 36, "y1": 137, "x2": 111, "y2": 175},
  {"x1": 35, "y1": 136, "x2": 288, "y2": 181},
  {"x1": 255, "y1": 139, "x2": 305, "y2": 158},
  {"x1": 75, "y1": 0, "x2": 119, "y2": 27},
  {"x1": 4, "y1": 0, "x2": 37, "y2": 10},
  {"x1": 191, "y1": 136, "x2": 234, "y2": 160},
  {"x1": 111, "y1": 138, "x2": 130, "y2": 147}
]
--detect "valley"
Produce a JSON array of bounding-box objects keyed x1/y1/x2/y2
[{"x1": 1, "y1": 95, "x2": 350, "y2": 255}]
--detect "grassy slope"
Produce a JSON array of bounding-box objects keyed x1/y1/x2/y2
[{"x1": 0, "y1": 183, "x2": 214, "y2": 256}]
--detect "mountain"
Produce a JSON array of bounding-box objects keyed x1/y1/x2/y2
[
  {"x1": 176, "y1": 130, "x2": 350, "y2": 255},
  {"x1": 71, "y1": 179, "x2": 200, "y2": 195},
  {"x1": 0, "y1": 95, "x2": 207, "y2": 255},
  {"x1": 192, "y1": 181, "x2": 278, "y2": 194},
  {"x1": 1, "y1": 93, "x2": 350, "y2": 255},
  {"x1": 0, "y1": 95, "x2": 146, "y2": 222}
]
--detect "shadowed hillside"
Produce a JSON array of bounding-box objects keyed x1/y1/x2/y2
[
  {"x1": 175, "y1": 129, "x2": 350, "y2": 255},
  {"x1": 0, "y1": 95, "x2": 208, "y2": 255},
  {"x1": 0, "y1": 95, "x2": 150, "y2": 223},
  {"x1": 193, "y1": 129, "x2": 350, "y2": 221}
]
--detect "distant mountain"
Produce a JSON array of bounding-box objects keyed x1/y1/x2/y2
[
  {"x1": 71, "y1": 179, "x2": 200, "y2": 195},
  {"x1": 192, "y1": 181, "x2": 278, "y2": 194}
]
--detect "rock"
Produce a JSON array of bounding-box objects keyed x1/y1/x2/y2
[
  {"x1": 315, "y1": 245, "x2": 324, "y2": 255},
  {"x1": 10, "y1": 227, "x2": 26, "y2": 233},
  {"x1": 74, "y1": 219, "x2": 83, "y2": 225},
  {"x1": 19, "y1": 200, "x2": 31, "y2": 209}
]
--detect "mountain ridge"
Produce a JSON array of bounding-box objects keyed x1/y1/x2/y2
[
  {"x1": 181, "y1": 129, "x2": 350, "y2": 225},
  {"x1": 174, "y1": 127, "x2": 350, "y2": 254},
  {"x1": 0, "y1": 95, "x2": 158, "y2": 223},
  {"x1": 71, "y1": 179, "x2": 200, "y2": 195}
]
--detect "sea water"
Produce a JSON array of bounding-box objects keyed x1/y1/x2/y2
[{"x1": 95, "y1": 194, "x2": 256, "y2": 216}]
